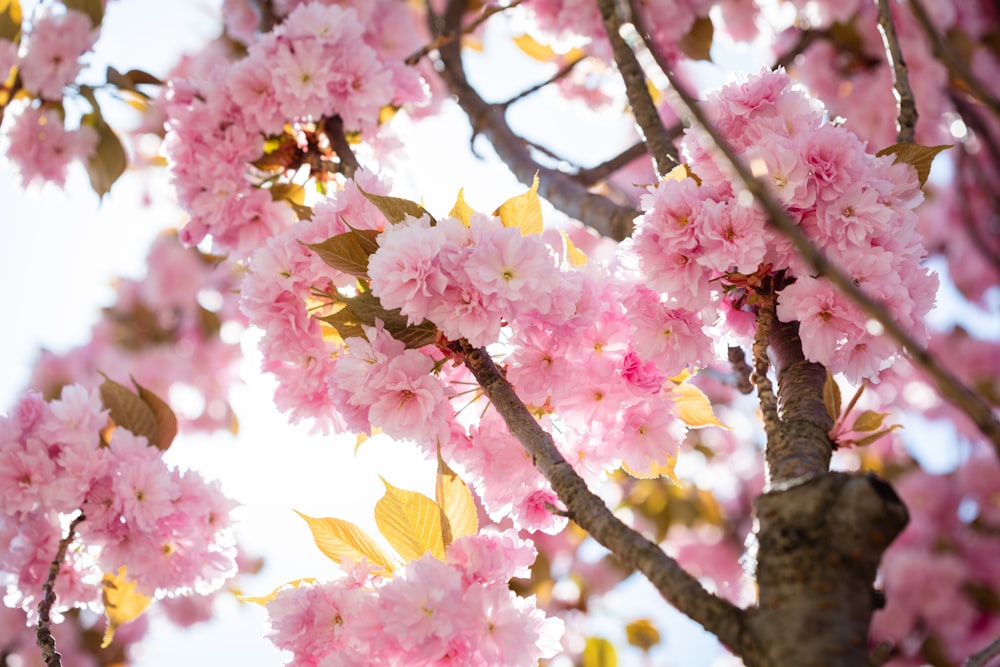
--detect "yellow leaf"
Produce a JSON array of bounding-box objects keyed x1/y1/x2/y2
[
  {"x1": 621, "y1": 456, "x2": 678, "y2": 483},
  {"x1": 101, "y1": 568, "x2": 151, "y2": 648},
  {"x1": 375, "y1": 478, "x2": 446, "y2": 561},
  {"x1": 513, "y1": 33, "x2": 558, "y2": 62},
  {"x1": 625, "y1": 618, "x2": 661, "y2": 652},
  {"x1": 237, "y1": 578, "x2": 317, "y2": 606},
  {"x1": 0, "y1": 0, "x2": 22, "y2": 42},
  {"x1": 494, "y1": 173, "x2": 543, "y2": 235},
  {"x1": 671, "y1": 382, "x2": 729, "y2": 429},
  {"x1": 664, "y1": 163, "x2": 701, "y2": 185},
  {"x1": 668, "y1": 369, "x2": 692, "y2": 384},
  {"x1": 560, "y1": 230, "x2": 588, "y2": 266},
  {"x1": 449, "y1": 188, "x2": 476, "y2": 226},
  {"x1": 851, "y1": 410, "x2": 890, "y2": 433},
  {"x1": 583, "y1": 637, "x2": 617, "y2": 667},
  {"x1": 294, "y1": 510, "x2": 395, "y2": 574},
  {"x1": 823, "y1": 370, "x2": 841, "y2": 422},
  {"x1": 875, "y1": 143, "x2": 950, "y2": 187},
  {"x1": 436, "y1": 455, "x2": 478, "y2": 547}
]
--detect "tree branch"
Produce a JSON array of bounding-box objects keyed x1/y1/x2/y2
[
  {"x1": 574, "y1": 140, "x2": 650, "y2": 185},
  {"x1": 406, "y1": 0, "x2": 523, "y2": 66},
  {"x1": 595, "y1": 0, "x2": 677, "y2": 176},
  {"x1": 629, "y1": 40, "x2": 1000, "y2": 455},
  {"x1": 964, "y1": 633, "x2": 1000, "y2": 667},
  {"x1": 767, "y1": 318, "x2": 835, "y2": 486},
  {"x1": 498, "y1": 57, "x2": 584, "y2": 109},
  {"x1": 323, "y1": 115, "x2": 361, "y2": 179},
  {"x1": 458, "y1": 342, "x2": 755, "y2": 658},
  {"x1": 751, "y1": 295, "x2": 782, "y2": 464},
  {"x1": 908, "y1": 0, "x2": 1000, "y2": 118},
  {"x1": 875, "y1": 0, "x2": 918, "y2": 143},
  {"x1": 727, "y1": 345, "x2": 755, "y2": 395},
  {"x1": 433, "y1": 0, "x2": 639, "y2": 241},
  {"x1": 36, "y1": 513, "x2": 85, "y2": 667}
]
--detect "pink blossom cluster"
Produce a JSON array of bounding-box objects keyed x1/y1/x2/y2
[
  {"x1": 872, "y1": 459, "x2": 1000, "y2": 665},
  {"x1": 27, "y1": 233, "x2": 244, "y2": 433},
  {"x1": 0, "y1": 385, "x2": 239, "y2": 621},
  {"x1": 164, "y1": 1, "x2": 426, "y2": 257},
  {"x1": 368, "y1": 213, "x2": 575, "y2": 347},
  {"x1": 264, "y1": 529, "x2": 563, "y2": 666},
  {"x1": 632, "y1": 68, "x2": 938, "y2": 383},
  {"x1": 0, "y1": 6, "x2": 100, "y2": 186},
  {"x1": 241, "y1": 176, "x2": 709, "y2": 530},
  {"x1": 521, "y1": 0, "x2": 710, "y2": 61},
  {"x1": 240, "y1": 171, "x2": 396, "y2": 432}
]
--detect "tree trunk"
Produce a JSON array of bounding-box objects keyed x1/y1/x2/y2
[{"x1": 742, "y1": 320, "x2": 909, "y2": 667}]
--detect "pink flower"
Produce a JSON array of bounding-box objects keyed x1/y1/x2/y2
[
  {"x1": 4, "y1": 106, "x2": 98, "y2": 186},
  {"x1": 18, "y1": 10, "x2": 97, "y2": 100}
]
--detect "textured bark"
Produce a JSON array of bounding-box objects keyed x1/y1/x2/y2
[
  {"x1": 747, "y1": 473, "x2": 908, "y2": 666},
  {"x1": 740, "y1": 320, "x2": 908, "y2": 667},
  {"x1": 767, "y1": 318, "x2": 834, "y2": 486}
]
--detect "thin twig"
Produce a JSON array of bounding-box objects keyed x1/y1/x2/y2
[
  {"x1": 633, "y1": 36, "x2": 1000, "y2": 455},
  {"x1": 964, "y1": 634, "x2": 1000, "y2": 667},
  {"x1": 908, "y1": 0, "x2": 1000, "y2": 118},
  {"x1": 875, "y1": 0, "x2": 918, "y2": 143},
  {"x1": 458, "y1": 342, "x2": 754, "y2": 658},
  {"x1": 596, "y1": 0, "x2": 677, "y2": 176},
  {"x1": 751, "y1": 296, "x2": 781, "y2": 442},
  {"x1": 499, "y1": 57, "x2": 584, "y2": 109},
  {"x1": 575, "y1": 141, "x2": 650, "y2": 185},
  {"x1": 36, "y1": 513, "x2": 85, "y2": 667},
  {"x1": 433, "y1": 0, "x2": 638, "y2": 240},
  {"x1": 405, "y1": 0, "x2": 523, "y2": 66}
]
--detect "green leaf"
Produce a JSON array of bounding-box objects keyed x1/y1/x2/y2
[
  {"x1": 436, "y1": 454, "x2": 478, "y2": 547},
  {"x1": 851, "y1": 410, "x2": 890, "y2": 433},
  {"x1": 294, "y1": 510, "x2": 395, "y2": 574},
  {"x1": 625, "y1": 618, "x2": 661, "y2": 652},
  {"x1": 99, "y1": 375, "x2": 158, "y2": 446},
  {"x1": 64, "y1": 0, "x2": 103, "y2": 26},
  {"x1": 375, "y1": 477, "x2": 445, "y2": 562},
  {"x1": 304, "y1": 229, "x2": 381, "y2": 278},
  {"x1": 582, "y1": 637, "x2": 617, "y2": 667},
  {"x1": 316, "y1": 291, "x2": 438, "y2": 349},
  {"x1": 82, "y1": 113, "x2": 127, "y2": 198},
  {"x1": 358, "y1": 186, "x2": 436, "y2": 225},
  {"x1": 0, "y1": 0, "x2": 22, "y2": 42},
  {"x1": 131, "y1": 377, "x2": 178, "y2": 451},
  {"x1": 875, "y1": 143, "x2": 950, "y2": 187},
  {"x1": 823, "y1": 370, "x2": 841, "y2": 422},
  {"x1": 678, "y1": 16, "x2": 714, "y2": 62}
]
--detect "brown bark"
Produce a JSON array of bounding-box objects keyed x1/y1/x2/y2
[{"x1": 743, "y1": 322, "x2": 909, "y2": 667}]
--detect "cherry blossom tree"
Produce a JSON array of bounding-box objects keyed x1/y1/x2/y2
[{"x1": 1, "y1": 0, "x2": 999, "y2": 665}]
